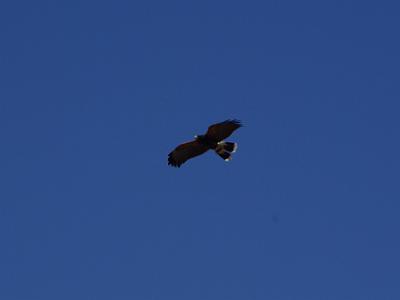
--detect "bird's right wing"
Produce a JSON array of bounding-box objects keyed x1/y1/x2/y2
[
  {"x1": 168, "y1": 140, "x2": 209, "y2": 167},
  {"x1": 205, "y1": 119, "x2": 242, "y2": 141}
]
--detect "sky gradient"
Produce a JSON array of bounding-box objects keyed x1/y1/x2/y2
[{"x1": 1, "y1": 0, "x2": 400, "y2": 299}]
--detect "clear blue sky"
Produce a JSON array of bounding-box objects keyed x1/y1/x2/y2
[{"x1": 1, "y1": 0, "x2": 400, "y2": 299}]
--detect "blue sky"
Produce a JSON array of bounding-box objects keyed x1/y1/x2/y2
[{"x1": 1, "y1": 0, "x2": 400, "y2": 299}]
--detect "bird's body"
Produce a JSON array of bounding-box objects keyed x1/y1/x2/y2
[
  {"x1": 168, "y1": 119, "x2": 242, "y2": 167},
  {"x1": 194, "y1": 134, "x2": 218, "y2": 149}
]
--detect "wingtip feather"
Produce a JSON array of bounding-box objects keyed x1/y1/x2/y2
[{"x1": 227, "y1": 119, "x2": 243, "y2": 127}]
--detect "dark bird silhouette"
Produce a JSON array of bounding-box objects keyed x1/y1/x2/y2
[{"x1": 168, "y1": 119, "x2": 242, "y2": 167}]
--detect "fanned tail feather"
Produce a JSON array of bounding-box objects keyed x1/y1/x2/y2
[{"x1": 215, "y1": 141, "x2": 238, "y2": 161}]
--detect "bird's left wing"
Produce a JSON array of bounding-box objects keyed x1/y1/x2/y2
[{"x1": 168, "y1": 140, "x2": 209, "y2": 167}]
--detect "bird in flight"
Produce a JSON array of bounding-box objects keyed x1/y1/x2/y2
[{"x1": 168, "y1": 119, "x2": 242, "y2": 167}]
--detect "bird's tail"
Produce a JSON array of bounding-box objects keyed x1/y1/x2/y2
[{"x1": 215, "y1": 141, "x2": 238, "y2": 161}]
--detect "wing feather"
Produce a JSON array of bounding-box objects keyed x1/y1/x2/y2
[
  {"x1": 205, "y1": 119, "x2": 242, "y2": 141},
  {"x1": 168, "y1": 140, "x2": 209, "y2": 167}
]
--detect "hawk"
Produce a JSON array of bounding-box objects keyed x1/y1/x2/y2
[{"x1": 168, "y1": 119, "x2": 242, "y2": 167}]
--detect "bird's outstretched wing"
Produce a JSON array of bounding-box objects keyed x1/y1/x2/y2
[
  {"x1": 205, "y1": 119, "x2": 242, "y2": 141},
  {"x1": 168, "y1": 140, "x2": 209, "y2": 167}
]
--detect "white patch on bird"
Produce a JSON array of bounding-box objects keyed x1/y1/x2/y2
[{"x1": 231, "y1": 143, "x2": 238, "y2": 153}]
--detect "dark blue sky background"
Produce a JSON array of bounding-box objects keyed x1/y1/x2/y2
[{"x1": 1, "y1": 0, "x2": 400, "y2": 299}]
